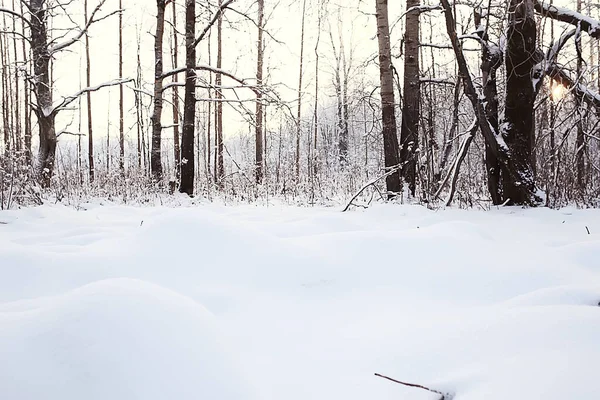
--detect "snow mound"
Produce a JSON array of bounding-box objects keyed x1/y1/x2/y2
[{"x1": 0, "y1": 278, "x2": 252, "y2": 400}]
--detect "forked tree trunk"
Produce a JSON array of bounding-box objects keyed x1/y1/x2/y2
[{"x1": 375, "y1": 0, "x2": 401, "y2": 196}]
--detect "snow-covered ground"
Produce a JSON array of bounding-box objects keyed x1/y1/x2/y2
[{"x1": 1, "y1": 202, "x2": 599, "y2": 400}]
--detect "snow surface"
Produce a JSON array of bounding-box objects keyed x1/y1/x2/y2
[{"x1": 1, "y1": 203, "x2": 600, "y2": 400}]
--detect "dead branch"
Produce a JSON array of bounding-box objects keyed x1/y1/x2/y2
[
  {"x1": 374, "y1": 373, "x2": 450, "y2": 400},
  {"x1": 342, "y1": 164, "x2": 401, "y2": 212},
  {"x1": 534, "y1": 1, "x2": 600, "y2": 39}
]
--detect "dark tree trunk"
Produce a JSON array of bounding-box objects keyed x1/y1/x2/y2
[
  {"x1": 474, "y1": 9, "x2": 502, "y2": 205},
  {"x1": 118, "y1": 0, "x2": 125, "y2": 174},
  {"x1": 172, "y1": 0, "x2": 181, "y2": 182},
  {"x1": 375, "y1": 0, "x2": 401, "y2": 196},
  {"x1": 30, "y1": 0, "x2": 55, "y2": 187},
  {"x1": 179, "y1": 0, "x2": 196, "y2": 195},
  {"x1": 255, "y1": 0, "x2": 264, "y2": 184},
  {"x1": 150, "y1": 0, "x2": 166, "y2": 181},
  {"x1": 399, "y1": 0, "x2": 421, "y2": 196},
  {"x1": 215, "y1": 0, "x2": 224, "y2": 187},
  {"x1": 20, "y1": 0, "x2": 31, "y2": 163},
  {"x1": 574, "y1": 0, "x2": 585, "y2": 195},
  {"x1": 502, "y1": 0, "x2": 538, "y2": 205}
]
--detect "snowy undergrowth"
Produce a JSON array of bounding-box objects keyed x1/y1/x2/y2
[{"x1": 1, "y1": 203, "x2": 599, "y2": 400}]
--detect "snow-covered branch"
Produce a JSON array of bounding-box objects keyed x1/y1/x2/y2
[
  {"x1": 193, "y1": 0, "x2": 236, "y2": 48},
  {"x1": 48, "y1": 78, "x2": 134, "y2": 116},
  {"x1": 547, "y1": 64, "x2": 600, "y2": 112},
  {"x1": 535, "y1": 1, "x2": 600, "y2": 39},
  {"x1": 162, "y1": 65, "x2": 258, "y2": 94},
  {"x1": 49, "y1": 0, "x2": 120, "y2": 54}
]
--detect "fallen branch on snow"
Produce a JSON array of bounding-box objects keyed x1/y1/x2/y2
[{"x1": 374, "y1": 372, "x2": 452, "y2": 400}]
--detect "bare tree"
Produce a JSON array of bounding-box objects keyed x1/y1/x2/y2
[
  {"x1": 118, "y1": 0, "x2": 124, "y2": 174},
  {"x1": 399, "y1": 0, "x2": 421, "y2": 196},
  {"x1": 150, "y1": 0, "x2": 167, "y2": 180},
  {"x1": 295, "y1": 0, "x2": 307, "y2": 183},
  {"x1": 255, "y1": 0, "x2": 264, "y2": 183},
  {"x1": 375, "y1": 0, "x2": 401, "y2": 196},
  {"x1": 179, "y1": 0, "x2": 195, "y2": 195}
]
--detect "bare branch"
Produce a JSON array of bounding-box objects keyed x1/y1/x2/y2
[
  {"x1": 49, "y1": 0, "x2": 121, "y2": 54},
  {"x1": 50, "y1": 78, "x2": 134, "y2": 116},
  {"x1": 535, "y1": 0, "x2": 600, "y2": 38},
  {"x1": 193, "y1": 0, "x2": 235, "y2": 48},
  {"x1": 0, "y1": 7, "x2": 30, "y2": 27},
  {"x1": 374, "y1": 373, "x2": 451, "y2": 400}
]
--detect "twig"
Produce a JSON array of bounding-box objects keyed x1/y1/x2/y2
[
  {"x1": 374, "y1": 373, "x2": 450, "y2": 400},
  {"x1": 342, "y1": 165, "x2": 401, "y2": 212}
]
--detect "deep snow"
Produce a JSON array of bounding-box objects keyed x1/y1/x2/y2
[{"x1": 1, "y1": 202, "x2": 599, "y2": 400}]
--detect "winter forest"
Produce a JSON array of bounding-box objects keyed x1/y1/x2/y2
[
  {"x1": 0, "y1": 0, "x2": 599, "y2": 208},
  {"x1": 2, "y1": 2, "x2": 600, "y2": 400}
]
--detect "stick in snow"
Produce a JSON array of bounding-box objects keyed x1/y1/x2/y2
[{"x1": 374, "y1": 372, "x2": 451, "y2": 400}]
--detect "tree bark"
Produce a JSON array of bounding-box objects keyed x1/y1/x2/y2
[
  {"x1": 295, "y1": 0, "x2": 307, "y2": 184},
  {"x1": 255, "y1": 0, "x2": 264, "y2": 183},
  {"x1": 502, "y1": 0, "x2": 537, "y2": 205},
  {"x1": 30, "y1": 0, "x2": 55, "y2": 187},
  {"x1": 172, "y1": 0, "x2": 181, "y2": 182},
  {"x1": 179, "y1": 0, "x2": 196, "y2": 195},
  {"x1": 474, "y1": 8, "x2": 502, "y2": 204},
  {"x1": 400, "y1": 0, "x2": 421, "y2": 196},
  {"x1": 150, "y1": 0, "x2": 166, "y2": 181},
  {"x1": 118, "y1": 0, "x2": 124, "y2": 174},
  {"x1": 575, "y1": 0, "x2": 585, "y2": 194},
  {"x1": 215, "y1": 0, "x2": 224, "y2": 186},
  {"x1": 375, "y1": 0, "x2": 401, "y2": 196},
  {"x1": 84, "y1": 0, "x2": 94, "y2": 182}
]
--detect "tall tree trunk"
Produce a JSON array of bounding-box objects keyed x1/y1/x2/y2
[
  {"x1": 84, "y1": 0, "x2": 94, "y2": 182},
  {"x1": 118, "y1": 0, "x2": 125, "y2": 174},
  {"x1": 135, "y1": 27, "x2": 143, "y2": 170},
  {"x1": 375, "y1": 0, "x2": 401, "y2": 196},
  {"x1": 502, "y1": 0, "x2": 537, "y2": 205},
  {"x1": 150, "y1": 0, "x2": 166, "y2": 181},
  {"x1": 295, "y1": 0, "x2": 307, "y2": 183},
  {"x1": 312, "y1": 0, "x2": 321, "y2": 178},
  {"x1": 474, "y1": 8, "x2": 502, "y2": 204},
  {"x1": 172, "y1": 0, "x2": 181, "y2": 182},
  {"x1": 207, "y1": 28, "x2": 212, "y2": 182},
  {"x1": 20, "y1": 0, "x2": 31, "y2": 163},
  {"x1": 340, "y1": 34, "x2": 350, "y2": 166},
  {"x1": 179, "y1": 0, "x2": 196, "y2": 195},
  {"x1": 30, "y1": 0, "x2": 56, "y2": 187},
  {"x1": 11, "y1": 0, "x2": 21, "y2": 154},
  {"x1": 1, "y1": 32, "x2": 9, "y2": 153},
  {"x1": 575, "y1": 0, "x2": 585, "y2": 195},
  {"x1": 215, "y1": 0, "x2": 224, "y2": 187},
  {"x1": 255, "y1": 0, "x2": 264, "y2": 183},
  {"x1": 399, "y1": 0, "x2": 420, "y2": 196}
]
